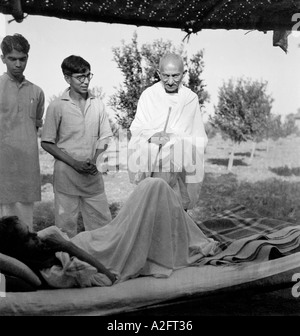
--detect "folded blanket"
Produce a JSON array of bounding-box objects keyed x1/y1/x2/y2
[{"x1": 195, "y1": 205, "x2": 300, "y2": 265}]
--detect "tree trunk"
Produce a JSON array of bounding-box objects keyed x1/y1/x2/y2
[
  {"x1": 266, "y1": 138, "x2": 270, "y2": 153},
  {"x1": 249, "y1": 141, "x2": 256, "y2": 164},
  {"x1": 228, "y1": 143, "x2": 235, "y2": 171}
]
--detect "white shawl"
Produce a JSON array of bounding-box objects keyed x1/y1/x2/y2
[{"x1": 128, "y1": 82, "x2": 208, "y2": 209}]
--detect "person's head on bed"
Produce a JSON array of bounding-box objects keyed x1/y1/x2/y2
[{"x1": 0, "y1": 216, "x2": 56, "y2": 270}]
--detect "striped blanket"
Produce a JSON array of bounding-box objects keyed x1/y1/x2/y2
[{"x1": 195, "y1": 205, "x2": 300, "y2": 266}]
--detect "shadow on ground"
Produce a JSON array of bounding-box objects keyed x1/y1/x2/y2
[
  {"x1": 207, "y1": 158, "x2": 248, "y2": 167},
  {"x1": 269, "y1": 166, "x2": 300, "y2": 177},
  {"x1": 235, "y1": 151, "x2": 251, "y2": 157}
]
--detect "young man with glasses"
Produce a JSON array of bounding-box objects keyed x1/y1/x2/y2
[
  {"x1": 41, "y1": 55, "x2": 113, "y2": 238},
  {"x1": 128, "y1": 53, "x2": 208, "y2": 212}
]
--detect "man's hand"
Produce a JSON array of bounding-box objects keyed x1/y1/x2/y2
[
  {"x1": 72, "y1": 159, "x2": 98, "y2": 175},
  {"x1": 40, "y1": 229, "x2": 69, "y2": 251},
  {"x1": 85, "y1": 159, "x2": 99, "y2": 175},
  {"x1": 41, "y1": 229, "x2": 117, "y2": 284},
  {"x1": 149, "y1": 131, "x2": 170, "y2": 146}
]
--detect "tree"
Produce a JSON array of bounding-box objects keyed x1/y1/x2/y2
[
  {"x1": 258, "y1": 112, "x2": 300, "y2": 152},
  {"x1": 210, "y1": 77, "x2": 273, "y2": 170},
  {"x1": 265, "y1": 114, "x2": 283, "y2": 141},
  {"x1": 89, "y1": 86, "x2": 105, "y2": 100},
  {"x1": 109, "y1": 31, "x2": 209, "y2": 132},
  {"x1": 281, "y1": 113, "x2": 300, "y2": 137},
  {"x1": 187, "y1": 50, "x2": 210, "y2": 110},
  {"x1": 263, "y1": 113, "x2": 283, "y2": 152},
  {"x1": 204, "y1": 121, "x2": 218, "y2": 139}
]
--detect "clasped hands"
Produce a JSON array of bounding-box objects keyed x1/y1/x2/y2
[
  {"x1": 149, "y1": 131, "x2": 171, "y2": 146},
  {"x1": 73, "y1": 159, "x2": 99, "y2": 175}
]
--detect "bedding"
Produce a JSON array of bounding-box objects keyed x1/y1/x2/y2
[
  {"x1": 196, "y1": 204, "x2": 300, "y2": 250},
  {"x1": 0, "y1": 204, "x2": 299, "y2": 315},
  {"x1": 195, "y1": 205, "x2": 300, "y2": 265}
]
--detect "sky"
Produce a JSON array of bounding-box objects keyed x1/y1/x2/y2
[{"x1": 1, "y1": 13, "x2": 300, "y2": 122}]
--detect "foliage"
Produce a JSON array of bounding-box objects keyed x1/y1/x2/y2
[
  {"x1": 264, "y1": 113, "x2": 283, "y2": 141},
  {"x1": 187, "y1": 50, "x2": 210, "y2": 109},
  {"x1": 281, "y1": 113, "x2": 300, "y2": 137},
  {"x1": 108, "y1": 32, "x2": 143, "y2": 130},
  {"x1": 204, "y1": 121, "x2": 218, "y2": 139},
  {"x1": 210, "y1": 77, "x2": 273, "y2": 144},
  {"x1": 261, "y1": 112, "x2": 300, "y2": 141},
  {"x1": 89, "y1": 86, "x2": 105, "y2": 99},
  {"x1": 108, "y1": 117, "x2": 121, "y2": 139},
  {"x1": 109, "y1": 31, "x2": 209, "y2": 131}
]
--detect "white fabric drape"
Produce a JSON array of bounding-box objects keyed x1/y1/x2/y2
[{"x1": 128, "y1": 82, "x2": 208, "y2": 209}]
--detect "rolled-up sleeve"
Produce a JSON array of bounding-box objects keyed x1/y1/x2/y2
[{"x1": 41, "y1": 103, "x2": 61, "y2": 144}]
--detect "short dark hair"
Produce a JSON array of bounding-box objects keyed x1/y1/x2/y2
[
  {"x1": 0, "y1": 216, "x2": 56, "y2": 272},
  {"x1": 0, "y1": 33, "x2": 30, "y2": 56},
  {"x1": 61, "y1": 55, "x2": 91, "y2": 76},
  {"x1": 0, "y1": 216, "x2": 21, "y2": 256}
]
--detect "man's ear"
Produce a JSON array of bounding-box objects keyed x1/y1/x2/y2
[
  {"x1": 1, "y1": 54, "x2": 5, "y2": 64},
  {"x1": 64, "y1": 75, "x2": 71, "y2": 85}
]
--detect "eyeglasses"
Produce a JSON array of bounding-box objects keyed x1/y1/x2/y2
[
  {"x1": 71, "y1": 73, "x2": 94, "y2": 83},
  {"x1": 160, "y1": 73, "x2": 182, "y2": 82}
]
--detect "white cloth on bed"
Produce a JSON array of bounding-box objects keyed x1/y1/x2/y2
[{"x1": 38, "y1": 178, "x2": 218, "y2": 288}]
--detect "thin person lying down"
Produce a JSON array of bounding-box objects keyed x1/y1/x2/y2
[{"x1": 0, "y1": 178, "x2": 219, "y2": 289}]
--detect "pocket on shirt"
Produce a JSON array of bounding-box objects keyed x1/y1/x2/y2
[{"x1": 29, "y1": 97, "x2": 38, "y2": 120}]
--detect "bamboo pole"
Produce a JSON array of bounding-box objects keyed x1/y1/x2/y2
[{"x1": 150, "y1": 107, "x2": 172, "y2": 177}]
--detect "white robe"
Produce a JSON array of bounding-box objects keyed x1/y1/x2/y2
[
  {"x1": 128, "y1": 82, "x2": 208, "y2": 209},
  {"x1": 39, "y1": 178, "x2": 218, "y2": 288}
]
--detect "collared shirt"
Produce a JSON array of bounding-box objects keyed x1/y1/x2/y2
[
  {"x1": 0, "y1": 73, "x2": 45, "y2": 203},
  {"x1": 41, "y1": 89, "x2": 113, "y2": 196}
]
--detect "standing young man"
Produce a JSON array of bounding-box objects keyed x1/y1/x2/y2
[
  {"x1": 0, "y1": 34, "x2": 45, "y2": 229},
  {"x1": 41, "y1": 55, "x2": 112, "y2": 238}
]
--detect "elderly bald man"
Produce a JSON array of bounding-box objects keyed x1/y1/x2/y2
[{"x1": 128, "y1": 53, "x2": 208, "y2": 211}]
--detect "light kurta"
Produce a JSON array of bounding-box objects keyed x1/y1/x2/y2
[
  {"x1": 41, "y1": 89, "x2": 113, "y2": 197},
  {"x1": 0, "y1": 73, "x2": 44, "y2": 204},
  {"x1": 128, "y1": 81, "x2": 208, "y2": 209}
]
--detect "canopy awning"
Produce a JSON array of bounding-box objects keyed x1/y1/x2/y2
[{"x1": 0, "y1": 0, "x2": 299, "y2": 52}]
